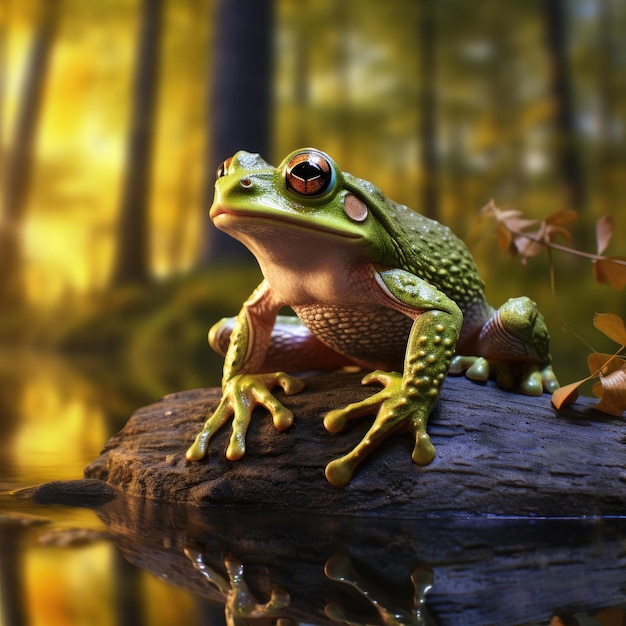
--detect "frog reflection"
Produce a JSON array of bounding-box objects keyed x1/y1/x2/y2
[
  {"x1": 324, "y1": 554, "x2": 437, "y2": 626},
  {"x1": 184, "y1": 547, "x2": 292, "y2": 626}
]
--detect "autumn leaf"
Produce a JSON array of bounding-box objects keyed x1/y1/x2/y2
[
  {"x1": 593, "y1": 312, "x2": 626, "y2": 345},
  {"x1": 569, "y1": 314, "x2": 626, "y2": 416},
  {"x1": 513, "y1": 233, "x2": 544, "y2": 260},
  {"x1": 508, "y1": 221, "x2": 545, "y2": 260},
  {"x1": 544, "y1": 224, "x2": 573, "y2": 245},
  {"x1": 544, "y1": 210, "x2": 577, "y2": 245},
  {"x1": 480, "y1": 200, "x2": 519, "y2": 223},
  {"x1": 483, "y1": 202, "x2": 625, "y2": 289},
  {"x1": 587, "y1": 352, "x2": 624, "y2": 377},
  {"x1": 483, "y1": 203, "x2": 626, "y2": 416},
  {"x1": 591, "y1": 365, "x2": 626, "y2": 416},
  {"x1": 593, "y1": 256, "x2": 626, "y2": 290},
  {"x1": 505, "y1": 215, "x2": 540, "y2": 232},
  {"x1": 545, "y1": 208, "x2": 578, "y2": 227},
  {"x1": 595, "y1": 215, "x2": 614, "y2": 256},
  {"x1": 496, "y1": 223, "x2": 512, "y2": 251},
  {"x1": 551, "y1": 379, "x2": 583, "y2": 409}
]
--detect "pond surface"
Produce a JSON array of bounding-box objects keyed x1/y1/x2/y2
[{"x1": 0, "y1": 350, "x2": 624, "y2": 626}]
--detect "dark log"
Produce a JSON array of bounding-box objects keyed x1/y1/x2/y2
[{"x1": 83, "y1": 372, "x2": 626, "y2": 517}]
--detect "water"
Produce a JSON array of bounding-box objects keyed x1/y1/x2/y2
[{"x1": 0, "y1": 350, "x2": 624, "y2": 626}]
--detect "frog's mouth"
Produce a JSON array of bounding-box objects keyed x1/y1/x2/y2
[{"x1": 211, "y1": 206, "x2": 364, "y2": 241}]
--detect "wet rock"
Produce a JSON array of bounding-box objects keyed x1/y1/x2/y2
[
  {"x1": 19, "y1": 479, "x2": 117, "y2": 506},
  {"x1": 83, "y1": 373, "x2": 626, "y2": 517}
]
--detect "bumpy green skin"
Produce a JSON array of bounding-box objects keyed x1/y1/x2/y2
[{"x1": 186, "y1": 148, "x2": 559, "y2": 486}]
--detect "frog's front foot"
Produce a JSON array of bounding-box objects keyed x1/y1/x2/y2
[
  {"x1": 186, "y1": 372, "x2": 305, "y2": 462},
  {"x1": 323, "y1": 371, "x2": 435, "y2": 487},
  {"x1": 449, "y1": 356, "x2": 559, "y2": 396}
]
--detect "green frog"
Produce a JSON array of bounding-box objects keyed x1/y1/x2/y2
[{"x1": 186, "y1": 148, "x2": 559, "y2": 487}]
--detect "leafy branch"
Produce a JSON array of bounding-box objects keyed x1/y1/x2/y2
[
  {"x1": 482, "y1": 201, "x2": 626, "y2": 416},
  {"x1": 551, "y1": 313, "x2": 626, "y2": 415},
  {"x1": 481, "y1": 200, "x2": 626, "y2": 289}
]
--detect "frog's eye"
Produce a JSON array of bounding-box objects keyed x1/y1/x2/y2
[
  {"x1": 216, "y1": 157, "x2": 233, "y2": 180},
  {"x1": 285, "y1": 151, "x2": 334, "y2": 196}
]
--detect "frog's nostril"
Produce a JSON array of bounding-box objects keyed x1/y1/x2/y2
[{"x1": 240, "y1": 177, "x2": 253, "y2": 188}]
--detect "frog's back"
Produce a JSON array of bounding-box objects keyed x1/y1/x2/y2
[{"x1": 382, "y1": 198, "x2": 486, "y2": 309}]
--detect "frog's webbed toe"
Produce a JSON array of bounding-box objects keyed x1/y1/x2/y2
[
  {"x1": 186, "y1": 372, "x2": 304, "y2": 462},
  {"x1": 518, "y1": 363, "x2": 560, "y2": 395},
  {"x1": 323, "y1": 371, "x2": 435, "y2": 487},
  {"x1": 449, "y1": 355, "x2": 490, "y2": 382},
  {"x1": 539, "y1": 364, "x2": 560, "y2": 393},
  {"x1": 449, "y1": 355, "x2": 559, "y2": 396}
]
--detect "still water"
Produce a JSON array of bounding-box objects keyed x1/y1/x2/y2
[{"x1": 0, "y1": 350, "x2": 624, "y2": 626}]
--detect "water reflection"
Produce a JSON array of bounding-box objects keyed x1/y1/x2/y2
[
  {"x1": 7, "y1": 486, "x2": 625, "y2": 626},
  {"x1": 0, "y1": 349, "x2": 212, "y2": 626},
  {"x1": 0, "y1": 351, "x2": 117, "y2": 489},
  {"x1": 323, "y1": 555, "x2": 436, "y2": 626},
  {"x1": 185, "y1": 548, "x2": 292, "y2": 626}
]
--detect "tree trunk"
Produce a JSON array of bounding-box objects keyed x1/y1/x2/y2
[
  {"x1": 418, "y1": 0, "x2": 439, "y2": 220},
  {"x1": 0, "y1": 0, "x2": 61, "y2": 307},
  {"x1": 0, "y1": 4, "x2": 7, "y2": 178},
  {"x1": 200, "y1": 0, "x2": 274, "y2": 265},
  {"x1": 596, "y1": 0, "x2": 623, "y2": 216},
  {"x1": 292, "y1": 0, "x2": 311, "y2": 149},
  {"x1": 543, "y1": 0, "x2": 586, "y2": 214},
  {"x1": 111, "y1": 0, "x2": 163, "y2": 287}
]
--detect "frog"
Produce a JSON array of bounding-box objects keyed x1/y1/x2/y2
[{"x1": 186, "y1": 148, "x2": 559, "y2": 487}]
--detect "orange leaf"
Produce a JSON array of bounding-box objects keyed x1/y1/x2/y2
[
  {"x1": 592, "y1": 366, "x2": 626, "y2": 416},
  {"x1": 544, "y1": 223, "x2": 573, "y2": 245},
  {"x1": 545, "y1": 208, "x2": 578, "y2": 227},
  {"x1": 591, "y1": 379, "x2": 602, "y2": 399},
  {"x1": 593, "y1": 312, "x2": 626, "y2": 345},
  {"x1": 480, "y1": 199, "x2": 498, "y2": 216},
  {"x1": 496, "y1": 224, "x2": 512, "y2": 251},
  {"x1": 593, "y1": 257, "x2": 626, "y2": 290},
  {"x1": 595, "y1": 215, "x2": 614, "y2": 256},
  {"x1": 551, "y1": 379, "x2": 584, "y2": 409},
  {"x1": 587, "y1": 352, "x2": 624, "y2": 376}
]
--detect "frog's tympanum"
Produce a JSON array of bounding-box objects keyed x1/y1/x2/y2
[{"x1": 186, "y1": 148, "x2": 559, "y2": 486}]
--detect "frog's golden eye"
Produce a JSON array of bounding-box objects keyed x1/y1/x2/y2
[
  {"x1": 286, "y1": 151, "x2": 334, "y2": 196},
  {"x1": 216, "y1": 157, "x2": 233, "y2": 180}
]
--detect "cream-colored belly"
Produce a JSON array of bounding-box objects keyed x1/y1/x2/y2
[
  {"x1": 293, "y1": 303, "x2": 412, "y2": 370},
  {"x1": 259, "y1": 254, "x2": 415, "y2": 369}
]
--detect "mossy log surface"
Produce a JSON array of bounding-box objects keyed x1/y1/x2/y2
[{"x1": 84, "y1": 372, "x2": 626, "y2": 517}]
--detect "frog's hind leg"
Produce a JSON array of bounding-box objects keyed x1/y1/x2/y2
[
  {"x1": 450, "y1": 296, "x2": 559, "y2": 395},
  {"x1": 209, "y1": 315, "x2": 353, "y2": 373}
]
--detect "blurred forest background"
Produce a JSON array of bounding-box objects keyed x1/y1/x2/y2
[
  {"x1": 0, "y1": 0, "x2": 625, "y2": 397},
  {"x1": 2, "y1": 3, "x2": 625, "y2": 621}
]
